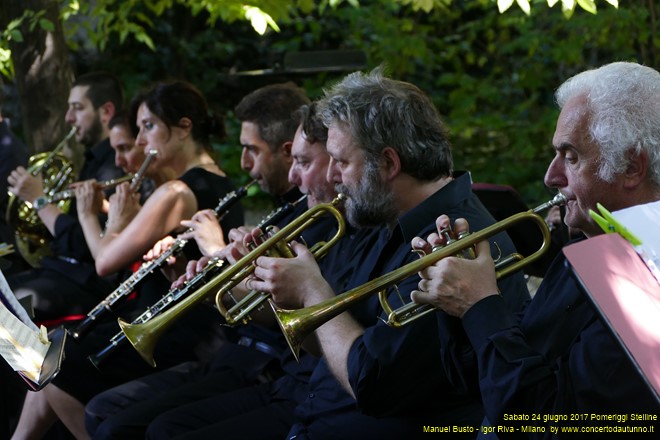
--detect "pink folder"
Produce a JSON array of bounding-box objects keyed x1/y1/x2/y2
[{"x1": 564, "y1": 234, "x2": 660, "y2": 405}]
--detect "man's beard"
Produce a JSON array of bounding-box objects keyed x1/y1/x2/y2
[
  {"x1": 80, "y1": 116, "x2": 104, "y2": 148},
  {"x1": 337, "y1": 163, "x2": 397, "y2": 228}
]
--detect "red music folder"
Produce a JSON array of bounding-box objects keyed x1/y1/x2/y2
[{"x1": 564, "y1": 234, "x2": 660, "y2": 405}]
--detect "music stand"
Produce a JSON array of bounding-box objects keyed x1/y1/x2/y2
[{"x1": 17, "y1": 326, "x2": 66, "y2": 392}]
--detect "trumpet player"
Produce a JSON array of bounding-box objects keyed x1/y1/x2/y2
[
  {"x1": 86, "y1": 100, "x2": 378, "y2": 440},
  {"x1": 6, "y1": 72, "x2": 125, "y2": 321},
  {"x1": 236, "y1": 68, "x2": 532, "y2": 439},
  {"x1": 411, "y1": 62, "x2": 660, "y2": 433}
]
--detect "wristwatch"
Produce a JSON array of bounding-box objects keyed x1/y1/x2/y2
[{"x1": 32, "y1": 196, "x2": 50, "y2": 211}]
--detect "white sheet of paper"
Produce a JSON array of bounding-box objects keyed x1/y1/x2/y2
[
  {"x1": 612, "y1": 200, "x2": 660, "y2": 284},
  {"x1": 0, "y1": 271, "x2": 50, "y2": 382}
]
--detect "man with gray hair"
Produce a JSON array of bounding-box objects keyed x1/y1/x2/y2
[
  {"x1": 250, "y1": 68, "x2": 529, "y2": 438},
  {"x1": 413, "y1": 61, "x2": 660, "y2": 432}
]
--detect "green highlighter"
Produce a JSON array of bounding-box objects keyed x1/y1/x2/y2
[{"x1": 589, "y1": 203, "x2": 643, "y2": 246}]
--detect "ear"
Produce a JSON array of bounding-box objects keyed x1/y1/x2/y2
[
  {"x1": 381, "y1": 146, "x2": 402, "y2": 181},
  {"x1": 622, "y1": 148, "x2": 648, "y2": 190},
  {"x1": 178, "y1": 117, "x2": 193, "y2": 139},
  {"x1": 280, "y1": 140, "x2": 293, "y2": 158},
  {"x1": 99, "y1": 102, "x2": 115, "y2": 125}
]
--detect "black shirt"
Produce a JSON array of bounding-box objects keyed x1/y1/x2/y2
[{"x1": 288, "y1": 171, "x2": 530, "y2": 439}]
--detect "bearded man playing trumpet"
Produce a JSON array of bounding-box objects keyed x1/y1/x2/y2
[{"x1": 219, "y1": 68, "x2": 530, "y2": 439}]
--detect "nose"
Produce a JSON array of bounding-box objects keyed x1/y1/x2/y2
[
  {"x1": 240, "y1": 148, "x2": 253, "y2": 172},
  {"x1": 543, "y1": 155, "x2": 567, "y2": 189},
  {"x1": 115, "y1": 153, "x2": 126, "y2": 169},
  {"x1": 64, "y1": 107, "x2": 75, "y2": 125},
  {"x1": 135, "y1": 129, "x2": 147, "y2": 149},
  {"x1": 288, "y1": 163, "x2": 301, "y2": 187},
  {"x1": 326, "y1": 158, "x2": 341, "y2": 185}
]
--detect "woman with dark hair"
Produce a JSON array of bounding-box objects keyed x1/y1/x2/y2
[{"x1": 10, "y1": 81, "x2": 244, "y2": 440}]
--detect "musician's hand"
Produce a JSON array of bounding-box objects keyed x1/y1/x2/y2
[
  {"x1": 75, "y1": 180, "x2": 104, "y2": 217},
  {"x1": 171, "y1": 257, "x2": 207, "y2": 289},
  {"x1": 411, "y1": 216, "x2": 498, "y2": 318},
  {"x1": 106, "y1": 183, "x2": 140, "y2": 233},
  {"x1": 228, "y1": 226, "x2": 252, "y2": 244},
  {"x1": 7, "y1": 166, "x2": 45, "y2": 203},
  {"x1": 179, "y1": 210, "x2": 226, "y2": 257},
  {"x1": 144, "y1": 236, "x2": 175, "y2": 262},
  {"x1": 251, "y1": 241, "x2": 331, "y2": 309}
]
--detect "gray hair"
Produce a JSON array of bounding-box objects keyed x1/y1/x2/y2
[
  {"x1": 318, "y1": 67, "x2": 452, "y2": 181},
  {"x1": 555, "y1": 62, "x2": 660, "y2": 187}
]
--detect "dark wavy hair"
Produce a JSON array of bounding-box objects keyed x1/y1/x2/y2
[{"x1": 130, "y1": 80, "x2": 225, "y2": 151}]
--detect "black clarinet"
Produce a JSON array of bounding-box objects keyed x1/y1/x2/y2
[
  {"x1": 69, "y1": 180, "x2": 255, "y2": 340},
  {"x1": 87, "y1": 195, "x2": 306, "y2": 368}
]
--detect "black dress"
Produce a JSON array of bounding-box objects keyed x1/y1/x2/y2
[{"x1": 51, "y1": 168, "x2": 245, "y2": 403}]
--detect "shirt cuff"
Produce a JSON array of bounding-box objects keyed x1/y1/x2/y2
[{"x1": 462, "y1": 294, "x2": 518, "y2": 351}]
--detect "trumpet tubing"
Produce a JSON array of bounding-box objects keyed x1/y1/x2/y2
[
  {"x1": 272, "y1": 193, "x2": 567, "y2": 360},
  {"x1": 88, "y1": 194, "x2": 295, "y2": 367},
  {"x1": 216, "y1": 195, "x2": 346, "y2": 325},
  {"x1": 119, "y1": 195, "x2": 345, "y2": 367}
]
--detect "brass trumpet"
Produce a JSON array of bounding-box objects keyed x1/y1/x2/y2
[
  {"x1": 87, "y1": 195, "x2": 304, "y2": 367},
  {"x1": 71, "y1": 176, "x2": 250, "y2": 342},
  {"x1": 271, "y1": 193, "x2": 567, "y2": 360},
  {"x1": 119, "y1": 194, "x2": 346, "y2": 367},
  {"x1": 217, "y1": 194, "x2": 346, "y2": 326}
]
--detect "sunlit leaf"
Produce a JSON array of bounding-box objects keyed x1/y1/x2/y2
[
  {"x1": 604, "y1": 0, "x2": 618, "y2": 6},
  {"x1": 576, "y1": 0, "x2": 597, "y2": 14},
  {"x1": 497, "y1": 0, "x2": 515, "y2": 13},
  {"x1": 561, "y1": 0, "x2": 576, "y2": 18},
  {"x1": 243, "y1": 6, "x2": 279, "y2": 35},
  {"x1": 516, "y1": 0, "x2": 531, "y2": 15},
  {"x1": 547, "y1": 0, "x2": 560, "y2": 6}
]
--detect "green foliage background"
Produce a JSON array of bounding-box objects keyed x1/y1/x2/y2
[{"x1": 6, "y1": 1, "x2": 658, "y2": 209}]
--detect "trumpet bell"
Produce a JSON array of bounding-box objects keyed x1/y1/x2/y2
[{"x1": 118, "y1": 317, "x2": 158, "y2": 368}]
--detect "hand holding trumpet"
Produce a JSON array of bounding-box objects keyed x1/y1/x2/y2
[
  {"x1": 411, "y1": 215, "x2": 498, "y2": 318},
  {"x1": 252, "y1": 238, "x2": 330, "y2": 310}
]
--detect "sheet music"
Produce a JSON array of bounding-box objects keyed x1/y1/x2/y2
[
  {"x1": 0, "y1": 270, "x2": 49, "y2": 382},
  {"x1": 612, "y1": 200, "x2": 660, "y2": 284},
  {"x1": 0, "y1": 271, "x2": 39, "y2": 331}
]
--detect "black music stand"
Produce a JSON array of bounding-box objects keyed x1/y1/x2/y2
[{"x1": 17, "y1": 326, "x2": 66, "y2": 392}]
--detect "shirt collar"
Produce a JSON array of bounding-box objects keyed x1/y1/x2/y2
[
  {"x1": 395, "y1": 170, "x2": 473, "y2": 243},
  {"x1": 275, "y1": 186, "x2": 304, "y2": 207},
  {"x1": 85, "y1": 137, "x2": 112, "y2": 161}
]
